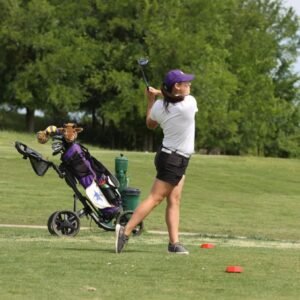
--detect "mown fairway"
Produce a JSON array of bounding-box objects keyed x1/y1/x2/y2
[{"x1": 1, "y1": 130, "x2": 300, "y2": 299}]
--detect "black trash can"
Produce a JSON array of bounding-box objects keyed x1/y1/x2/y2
[{"x1": 121, "y1": 187, "x2": 141, "y2": 211}]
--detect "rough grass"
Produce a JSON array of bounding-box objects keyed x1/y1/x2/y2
[
  {"x1": 1, "y1": 130, "x2": 300, "y2": 299},
  {"x1": 1, "y1": 130, "x2": 300, "y2": 239}
]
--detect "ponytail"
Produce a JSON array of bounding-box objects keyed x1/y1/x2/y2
[{"x1": 161, "y1": 84, "x2": 184, "y2": 111}]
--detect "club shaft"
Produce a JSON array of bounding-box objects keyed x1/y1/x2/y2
[{"x1": 140, "y1": 66, "x2": 149, "y2": 87}]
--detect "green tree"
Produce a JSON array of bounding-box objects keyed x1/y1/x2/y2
[
  {"x1": 222, "y1": 0, "x2": 300, "y2": 156},
  {"x1": 0, "y1": 0, "x2": 299, "y2": 156},
  {"x1": 0, "y1": 0, "x2": 95, "y2": 131}
]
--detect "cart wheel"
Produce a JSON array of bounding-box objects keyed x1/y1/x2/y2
[
  {"x1": 51, "y1": 210, "x2": 80, "y2": 237},
  {"x1": 47, "y1": 211, "x2": 59, "y2": 235},
  {"x1": 116, "y1": 211, "x2": 143, "y2": 236}
]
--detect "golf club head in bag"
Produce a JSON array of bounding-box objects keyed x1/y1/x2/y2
[{"x1": 137, "y1": 57, "x2": 150, "y2": 89}]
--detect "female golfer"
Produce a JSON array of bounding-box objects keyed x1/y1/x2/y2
[{"x1": 116, "y1": 69, "x2": 198, "y2": 254}]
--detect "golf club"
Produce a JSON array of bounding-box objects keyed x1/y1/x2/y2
[{"x1": 137, "y1": 58, "x2": 150, "y2": 89}]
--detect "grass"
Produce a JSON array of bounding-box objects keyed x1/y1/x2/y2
[
  {"x1": 1, "y1": 130, "x2": 300, "y2": 299},
  {"x1": 1, "y1": 130, "x2": 300, "y2": 240},
  {"x1": 1, "y1": 228, "x2": 300, "y2": 300}
]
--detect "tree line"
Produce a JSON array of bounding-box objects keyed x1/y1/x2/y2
[{"x1": 0, "y1": 0, "x2": 300, "y2": 157}]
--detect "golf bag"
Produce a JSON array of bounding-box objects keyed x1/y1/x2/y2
[
  {"x1": 15, "y1": 135, "x2": 143, "y2": 237},
  {"x1": 61, "y1": 142, "x2": 121, "y2": 209}
]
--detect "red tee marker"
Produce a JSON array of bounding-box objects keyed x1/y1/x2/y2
[
  {"x1": 226, "y1": 266, "x2": 243, "y2": 273},
  {"x1": 200, "y1": 243, "x2": 215, "y2": 249}
]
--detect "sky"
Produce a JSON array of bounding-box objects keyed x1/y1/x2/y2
[
  {"x1": 285, "y1": 0, "x2": 300, "y2": 13},
  {"x1": 284, "y1": 0, "x2": 300, "y2": 73}
]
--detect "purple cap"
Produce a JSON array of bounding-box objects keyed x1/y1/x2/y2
[{"x1": 164, "y1": 69, "x2": 195, "y2": 88}]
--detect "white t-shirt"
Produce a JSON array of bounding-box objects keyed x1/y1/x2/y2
[{"x1": 150, "y1": 95, "x2": 198, "y2": 155}]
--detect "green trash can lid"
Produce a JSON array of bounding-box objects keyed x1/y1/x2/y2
[{"x1": 115, "y1": 153, "x2": 128, "y2": 160}]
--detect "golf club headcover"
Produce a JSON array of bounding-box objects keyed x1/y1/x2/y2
[
  {"x1": 58, "y1": 123, "x2": 83, "y2": 143},
  {"x1": 36, "y1": 130, "x2": 49, "y2": 144},
  {"x1": 36, "y1": 125, "x2": 57, "y2": 144},
  {"x1": 45, "y1": 125, "x2": 58, "y2": 135}
]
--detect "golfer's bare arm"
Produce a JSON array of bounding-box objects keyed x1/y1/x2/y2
[
  {"x1": 146, "y1": 87, "x2": 160, "y2": 129},
  {"x1": 146, "y1": 98, "x2": 158, "y2": 129},
  {"x1": 146, "y1": 116, "x2": 158, "y2": 129}
]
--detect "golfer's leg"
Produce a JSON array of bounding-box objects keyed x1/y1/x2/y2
[
  {"x1": 166, "y1": 175, "x2": 185, "y2": 244},
  {"x1": 124, "y1": 179, "x2": 173, "y2": 236}
]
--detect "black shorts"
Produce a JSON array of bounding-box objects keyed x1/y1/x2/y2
[{"x1": 154, "y1": 149, "x2": 190, "y2": 186}]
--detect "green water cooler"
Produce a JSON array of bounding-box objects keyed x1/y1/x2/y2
[{"x1": 115, "y1": 154, "x2": 141, "y2": 211}]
